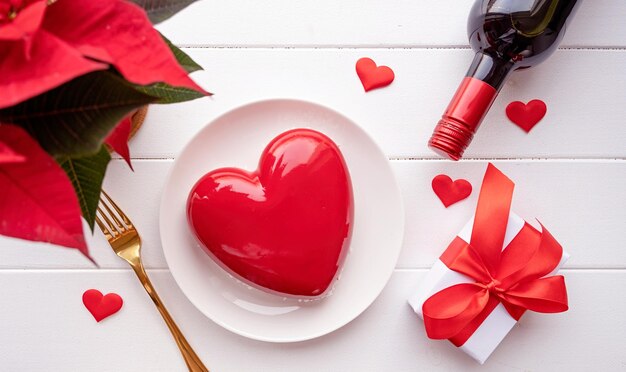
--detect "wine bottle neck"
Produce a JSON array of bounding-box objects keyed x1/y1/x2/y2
[
  {"x1": 466, "y1": 52, "x2": 514, "y2": 91},
  {"x1": 428, "y1": 52, "x2": 512, "y2": 160}
]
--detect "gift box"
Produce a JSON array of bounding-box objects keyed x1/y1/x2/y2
[{"x1": 408, "y1": 164, "x2": 569, "y2": 364}]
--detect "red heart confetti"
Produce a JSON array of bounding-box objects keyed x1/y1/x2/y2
[
  {"x1": 82, "y1": 289, "x2": 123, "y2": 322},
  {"x1": 431, "y1": 175, "x2": 472, "y2": 208},
  {"x1": 356, "y1": 57, "x2": 395, "y2": 92},
  {"x1": 505, "y1": 99, "x2": 547, "y2": 133}
]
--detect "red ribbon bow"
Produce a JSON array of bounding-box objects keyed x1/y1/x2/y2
[{"x1": 422, "y1": 164, "x2": 568, "y2": 346}]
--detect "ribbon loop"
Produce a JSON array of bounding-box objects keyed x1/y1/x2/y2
[
  {"x1": 422, "y1": 164, "x2": 568, "y2": 345},
  {"x1": 499, "y1": 222, "x2": 563, "y2": 288},
  {"x1": 422, "y1": 283, "x2": 490, "y2": 340}
]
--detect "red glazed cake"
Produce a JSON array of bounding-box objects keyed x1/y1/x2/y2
[{"x1": 187, "y1": 128, "x2": 353, "y2": 297}]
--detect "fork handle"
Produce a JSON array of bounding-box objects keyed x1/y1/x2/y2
[{"x1": 131, "y1": 264, "x2": 209, "y2": 372}]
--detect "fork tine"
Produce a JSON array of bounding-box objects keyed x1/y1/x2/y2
[
  {"x1": 96, "y1": 206, "x2": 120, "y2": 238},
  {"x1": 99, "y1": 198, "x2": 127, "y2": 232},
  {"x1": 95, "y1": 214, "x2": 114, "y2": 240},
  {"x1": 101, "y1": 190, "x2": 133, "y2": 228}
]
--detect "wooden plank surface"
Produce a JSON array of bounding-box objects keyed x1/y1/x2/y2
[
  {"x1": 128, "y1": 48, "x2": 626, "y2": 159},
  {"x1": 156, "y1": 0, "x2": 624, "y2": 48},
  {"x1": 1, "y1": 270, "x2": 623, "y2": 371},
  {"x1": 1, "y1": 159, "x2": 623, "y2": 270},
  {"x1": 3, "y1": 0, "x2": 625, "y2": 370}
]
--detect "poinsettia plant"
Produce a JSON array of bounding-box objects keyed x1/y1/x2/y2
[{"x1": 0, "y1": 0, "x2": 207, "y2": 263}]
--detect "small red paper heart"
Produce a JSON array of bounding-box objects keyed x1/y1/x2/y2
[
  {"x1": 187, "y1": 129, "x2": 353, "y2": 297},
  {"x1": 356, "y1": 57, "x2": 395, "y2": 92},
  {"x1": 432, "y1": 175, "x2": 472, "y2": 208},
  {"x1": 82, "y1": 289, "x2": 123, "y2": 322},
  {"x1": 505, "y1": 99, "x2": 547, "y2": 132}
]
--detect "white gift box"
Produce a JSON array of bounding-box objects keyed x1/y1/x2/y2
[{"x1": 408, "y1": 212, "x2": 569, "y2": 364}]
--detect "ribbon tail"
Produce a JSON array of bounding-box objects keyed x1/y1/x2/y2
[
  {"x1": 469, "y1": 163, "x2": 515, "y2": 275},
  {"x1": 502, "y1": 276, "x2": 569, "y2": 314},
  {"x1": 422, "y1": 283, "x2": 490, "y2": 340}
]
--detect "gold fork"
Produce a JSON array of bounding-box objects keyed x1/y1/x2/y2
[{"x1": 95, "y1": 190, "x2": 209, "y2": 372}]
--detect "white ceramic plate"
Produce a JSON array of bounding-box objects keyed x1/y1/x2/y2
[{"x1": 160, "y1": 99, "x2": 404, "y2": 342}]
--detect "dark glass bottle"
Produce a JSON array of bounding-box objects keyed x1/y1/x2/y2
[{"x1": 428, "y1": 0, "x2": 582, "y2": 160}]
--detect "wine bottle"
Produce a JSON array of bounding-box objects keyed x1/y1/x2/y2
[{"x1": 428, "y1": 0, "x2": 582, "y2": 160}]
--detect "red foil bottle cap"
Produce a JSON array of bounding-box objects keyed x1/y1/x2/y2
[
  {"x1": 429, "y1": 118, "x2": 474, "y2": 161},
  {"x1": 429, "y1": 77, "x2": 498, "y2": 161}
]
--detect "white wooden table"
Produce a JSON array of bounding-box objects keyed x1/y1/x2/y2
[{"x1": 2, "y1": 1, "x2": 625, "y2": 370}]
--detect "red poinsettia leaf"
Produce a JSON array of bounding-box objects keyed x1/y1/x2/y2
[
  {"x1": 43, "y1": 0, "x2": 209, "y2": 95},
  {"x1": 0, "y1": 0, "x2": 45, "y2": 41},
  {"x1": 0, "y1": 28, "x2": 107, "y2": 109},
  {"x1": 0, "y1": 139, "x2": 26, "y2": 163},
  {"x1": 105, "y1": 116, "x2": 133, "y2": 170},
  {"x1": 0, "y1": 124, "x2": 91, "y2": 260}
]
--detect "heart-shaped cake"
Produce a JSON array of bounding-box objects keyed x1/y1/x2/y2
[{"x1": 187, "y1": 128, "x2": 353, "y2": 297}]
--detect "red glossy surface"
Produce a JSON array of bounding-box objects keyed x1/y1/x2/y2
[
  {"x1": 442, "y1": 77, "x2": 497, "y2": 132},
  {"x1": 429, "y1": 77, "x2": 497, "y2": 161},
  {"x1": 187, "y1": 129, "x2": 353, "y2": 297}
]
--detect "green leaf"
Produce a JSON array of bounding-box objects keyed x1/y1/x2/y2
[
  {"x1": 0, "y1": 71, "x2": 157, "y2": 157},
  {"x1": 58, "y1": 146, "x2": 111, "y2": 231},
  {"x1": 131, "y1": 82, "x2": 205, "y2": 103},
  {"x1": 161, "y1": 33, "x2": 203, "y2": 73},
  {"x1": 131, "y1": 0, "x2": 197, "y2": 24}
]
